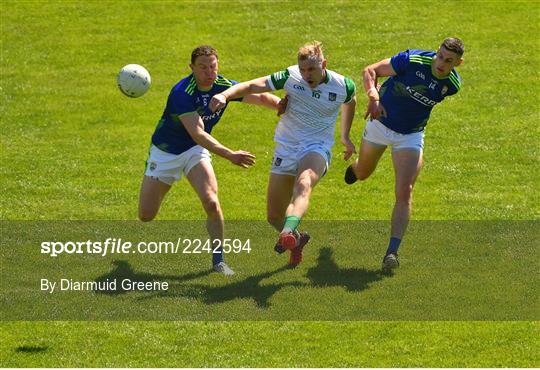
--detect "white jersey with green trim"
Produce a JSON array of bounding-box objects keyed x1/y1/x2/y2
[{"x1": 267, "y1": 65, "x2": 355, "y2": 147}]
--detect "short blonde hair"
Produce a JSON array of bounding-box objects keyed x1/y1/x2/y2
[{"x1": 298, "y1": 41, "x2": 324, "y2": 63}]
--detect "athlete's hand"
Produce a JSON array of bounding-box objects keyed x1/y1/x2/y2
[
  {"x1": 364, "y1": 99, "x2": 387, "y2": 120},
  {"x1": 277, "y1": 95, "x2": 288, "y2": 116},
  {"x1": 227, "y1": 150, "x2": 256, "y2": 168},
  {"x1": 209, "y1": 93, "x2": 227, "y2": 113},
  {"x1": 341, "y1": 138, "x2": 356, "y2": 160}
]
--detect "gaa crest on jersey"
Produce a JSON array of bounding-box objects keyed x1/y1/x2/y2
[
  {"x1": 328, "y1": 92, "x2": 337, "y2": 101},
  {"x1": 441, "y1": 85, "x2": 448, "y2": 96}
]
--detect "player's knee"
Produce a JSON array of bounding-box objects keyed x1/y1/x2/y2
[
  {"x1": 296, "y1": 176, "x2": 313, "y2": 196},
  {"x1": 202, "y1": 196, "x2": 221, "y2": 217},
  {"x1": 395, "y1": 184, "x2": 414, "y2": 204}
]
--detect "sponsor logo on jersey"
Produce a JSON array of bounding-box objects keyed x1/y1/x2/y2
[
  {"x1": 274, "y1": 157, "x2": 282, "y2": 167},
  {"x1": 149, "y1": 162, "x2": 157, "y2": 171},
  {"x1": 416, "y1": 71, "x2": 425, "y2": 80},
  {"x1": 201, "y1": 109, "x2": 224, "y2": 122},
  {"x1": 293, "y1": 84, "x2": 305, "y2": 91},
  {"x1": 196, "y1": 95, "x2": 224, "y2": 121},
  {"x1": 405, "y1": 86, "x2": 437, "y2": 107},
  {"x1": 328, "y1": 92, "x2": 337, "y2": 101}
]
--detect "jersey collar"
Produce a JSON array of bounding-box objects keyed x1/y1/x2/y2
[{"x1": 322, "y1": 69, "x2": 331, "y2": 84}]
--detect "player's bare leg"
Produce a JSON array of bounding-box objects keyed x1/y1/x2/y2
[
  {"x1": 266, "y1": 173, "x2": 295, "y2": 232},
  {"x1": 391, "y1": 149, "x2": 423, "y2": 239},
  {"x1": 383, "y1": 148, "x2": 423, "y2": 271},
  {"x1": 284, "y1": 152, "x2": 326, "y2": 222},
  {"x1": 138, "y1": 176, "x2": 172, "y2": 222},
  {"x1": 276, "y1": 153, "x2": 325, "y2": 265},
  {"x1": 344, "y1": 139, "x2": 386, "y2": 184},
  {"x1": 267, "y1": 172, "x2": 306, "y2": 258},
  {"x1": 187, "y1": 160, "x2": 233, "y2": 275}
]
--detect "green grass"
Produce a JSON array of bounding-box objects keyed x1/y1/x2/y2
[
  {"x1": 1, "y1": 321, "x2": 538, "y2": 367},
  {"x1": 1, "y1": 0, "x2": 539, "y2": 367},
  {"x1": 2, "y1": 221, "x2": 538, "y2": 321}
]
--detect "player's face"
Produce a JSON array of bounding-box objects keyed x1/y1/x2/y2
[
  {"x1": 190, "y1": 55, "x2": 219, "y2": 88},
  {"x1": 298, "y1": 58, "x2": 328, "y2": 88},
  {"x1": 432, "y1": 47, "x2": 463, "y2": 78}
]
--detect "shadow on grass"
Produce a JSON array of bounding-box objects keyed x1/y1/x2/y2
[
  {"x1": 145, "y1": 265, "x2": 299, "y2": 308},
  {"x1": 94, "y1": 260, "x2": 212, "y2": 295},
  {"x1": 94, "y1": 260, "x2": 296, "y2": 307},
  {"x1": 95, "y1": 247, "x2": 387, "y2": 308},
  {"x1": 15, "y1": 345, "x2": 48, "y2": 353},
  {"x1": 307, "y1": 247, "x2": 389, "y2": 291}
]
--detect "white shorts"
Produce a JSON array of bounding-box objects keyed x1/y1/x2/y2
[
  {"x1": 363, "y1": 119, "x2": 424, "y2": 152},
  {"x1": 271, "y1": 142, "x2": 331, "y2": 176},
  {"x1": 144, "y1": 144, "x2": 211, "y2": 185}
]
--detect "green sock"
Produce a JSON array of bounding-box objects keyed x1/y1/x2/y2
[{"x1": 283, "y1": 215, "x2": 301, "y2": 233}]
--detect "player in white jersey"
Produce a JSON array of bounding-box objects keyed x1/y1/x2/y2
[{"x1": 210, "y1": 41, "x2": 356, "y2": 266}]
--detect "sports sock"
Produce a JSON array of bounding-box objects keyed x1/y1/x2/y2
[
  {"x1": 212, "y1": 246, "x2": 224, "y2": 265},
  {"x1": 386, "y1": 237, "x2": 401, "y2": 255},
  {"x1": 282, "y1": 215, "x2": 301, "y2": 234}
]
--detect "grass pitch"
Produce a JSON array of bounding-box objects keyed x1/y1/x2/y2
[{"x1": 1, "y1": 0, "x2": 539, "y2": 367}]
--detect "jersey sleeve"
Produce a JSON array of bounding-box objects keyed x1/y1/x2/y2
[
  {"x1": 168, "y1": 89, "x2": 197, "y2": 118},
  {"x1": 446, "y1": 70, "x2": 462, "y2": 96},
  {"x1": 344, "y1": 77, "x2": 356, "y2": 103},
  {"x1": 390, "y1": 50, "x2": 410, "y2": 75},
  {"x1": 267, "y1": 69, "x2": 290, "y2": 90}
]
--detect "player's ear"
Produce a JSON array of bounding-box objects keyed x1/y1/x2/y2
[
  {"x1": 189, "y1": 63, "x2": 195, "y2": 71},
  {"x1": 455, "y1": 58, "x2": 463, "y2": 67},
  {"x1": 322, "y1": 59, "x2": 327, "y2": 69}
]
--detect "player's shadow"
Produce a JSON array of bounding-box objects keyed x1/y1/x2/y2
[
  {"x1": 95, "y1": 248, "x2": 386, "y2": 308},
  {"x1": 95, "y1": 260, "x2": 298, "y2": 308},
  {"x1": 307, "y1": 247, "x2": 387, "y2": 291},
  {"x1": 148, "y1": 265, "x2": 299, "y2": 308},
  {"x1": 94, "y1": 260, "x2": 212, "y2": 295}
]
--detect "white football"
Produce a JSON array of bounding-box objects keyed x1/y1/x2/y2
[{"x1": 117, "y1": 64, "x2": 151, "y2": 98}]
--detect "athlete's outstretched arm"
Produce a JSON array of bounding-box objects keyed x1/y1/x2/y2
[
  {"x1": 363, "y1": 58, "x2": 396, "y2": 120},
  {"x1": 209, "y1": 76, "x2": 271, "y2": 112},
  {"x1": 340, "y1": 96, "x2": 357, "y2": 160},
  {"x1": 242, "y1": 92, "x2": 282, "y2": 112},
  {"x1": 180, "y1": 113, "x2": 255, "y2": 168}
]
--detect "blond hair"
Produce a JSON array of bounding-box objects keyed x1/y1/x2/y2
[{"x1": 298, "y1": 41, "x2": 324, "y2": 63}]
